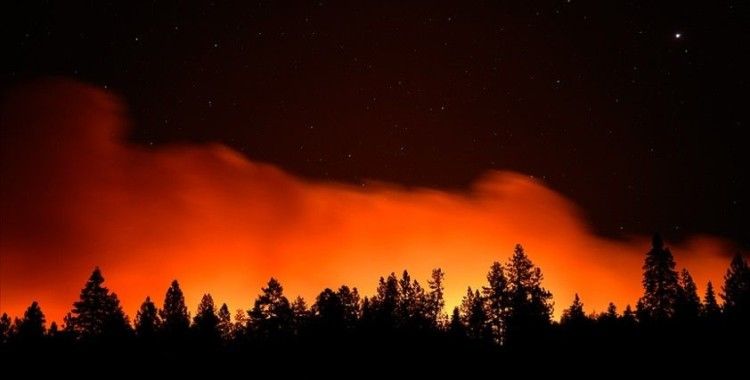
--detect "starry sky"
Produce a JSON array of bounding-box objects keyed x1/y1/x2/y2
[{"x1": 4, "y1": 1, "x2": 748, "y2": 246}]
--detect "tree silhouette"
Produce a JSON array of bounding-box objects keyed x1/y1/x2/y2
[
  {"x1": 70, "y1": 267, "x2": 131, "y2": 339},
  {"x1": 6, "y1": 249, "x2": 750, "y2": 362},
  {"x1": 460, "y1": 287, "x2": 489, "y2": 340},
  {"x1": 249, "y1": 278, "x2": 293, "y2": 340},
  {"x1": 483, "y1": 262, "x2": 509, "y2": 344},
  {"x1": 193, "y1": 294, "x2": 220, "y2": 343},
  {"x1": 0, "y1": 313, "x2": 11, "y2": 344},
  {"x1": 337, "y1": 286, "x2": 360, "y2": 329},
  {"x1": 427, "y1": 268, "x2": 446, "y2": 326},
  {"x1": 134, "y1": 296, "x2": 161, "y2": 338},
  {"x1": 638, "y1": 234, "x2": 680, "y2": 321},
  {"x1": 313, "y1": 288, "x2": 344, "y2": 329},
  {"x1": 160, "y1": 280, "x2": 190, "y2": 338},
  {"x1": 605, "y1": 303, "x2": 618, "y2": 319},
  {"x1": 597, "y1": 302, "x2": 618, "y2": 327},
  {"x1": 360, "y1": 296, "x2": 374, "y2": 326},
  {"x1": 47, "y1": 321, "x2": 58, "y2": 338},
  {"x1": 217, "y1": 303, "x2": 232, "y2": 341},
  {"x1": 448, "y1": 307, "x2": 465, "y2": 337},
  {"x1": 621, "y1": 304, "x2": 637, "y2": 328},
  {"x1": 675, "y1": 269, "x2": 701, "y2": 321},
  {"x1": 561, "y1": 294, "x2": 587, "y2": 326},
  {"x1": 17, "y1": 301, "x2": 46, "y2": 341},
  {"x1": 721, "y1": 253, "x2": 750, "y2": 321},
  {"x1": 398, "y1": 270, "x2": 429, "y2": 328},
  {"x1": 232, "y1": 309, "x2": 249, "y2": 338},
  {"x1": 505, "y1": 244, "x2": 553, "y2": 347},
  {"x1": 62, "y1": 312, "x2": 75, "y2": 336},
  {"x1": 371, "y1": 273, "x2": 400, "y2": 328},
  {"x1": 290, "y1": 296, "x2": 309, "y2": 335},
  {"x1": 702, "y1": 281, "x2": 721, "y2": 321}
]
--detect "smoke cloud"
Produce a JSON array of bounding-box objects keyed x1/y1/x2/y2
[{"x1": 0, "y1": 79, "x2": 734, "y2": 321}]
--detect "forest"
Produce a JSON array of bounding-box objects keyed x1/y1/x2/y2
[{"x1": 2, "y1": 234, "x2": 748, "y2": 371}]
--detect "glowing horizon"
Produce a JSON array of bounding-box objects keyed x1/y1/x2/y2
[{"x1": 0, "y1": 79, "x2": 737, "y2": 324}]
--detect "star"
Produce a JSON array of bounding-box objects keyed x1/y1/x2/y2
[{"x1": 674, "y1": 33, "x2": 681, "y2": 39}]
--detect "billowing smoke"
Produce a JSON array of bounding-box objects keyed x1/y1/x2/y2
[{"x1": 0, "y1": 79, "x2": 734, "y2": 321}]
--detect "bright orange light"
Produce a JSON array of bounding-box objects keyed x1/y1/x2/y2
[{"x1": 0, "y1": 80, "x2": 735, "y2": 323}]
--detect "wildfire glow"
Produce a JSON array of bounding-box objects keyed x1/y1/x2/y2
[{"x1": 0, "y1": 80, "x2": 734, "y2": 322}]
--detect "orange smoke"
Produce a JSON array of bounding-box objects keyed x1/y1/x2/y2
[{"x1": 0, "y1": 79, "x2": 734, "y2": 322}]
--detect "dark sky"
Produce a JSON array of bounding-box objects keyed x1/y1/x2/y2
[{"x1": 4, "y1": 1, "x2": 748, "y2": 246}]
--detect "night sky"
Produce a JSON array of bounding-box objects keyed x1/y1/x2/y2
[{"x1": 5, "y1": 1, "x2": 748, "y2": 246}]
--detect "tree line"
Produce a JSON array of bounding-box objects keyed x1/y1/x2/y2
[{"x1": 2, "y1": 235, "x2": 748, "y2": 361}]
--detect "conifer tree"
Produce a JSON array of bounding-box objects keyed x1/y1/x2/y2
[
  {"x1": 217, "y1": 303, "x2": 232, "y2": 341},
  {"x1": 702, "y1": 281, "x2": 721, "y2": 320},
  {"x1": 460, "y1": 287, "x2": 489, "y2": 340},
  {"x1": 17, "y1": 301, "x2": 46, "y2": 341},
  {"x1": 621, "y1": 304, "x2": 637, "y2": 327},
  {"x1": 232, "y1": 309, "x2": 249, "y2": 338},
  {"x1": 249, "y1": 278, "x2": 293, "y2": 339},
  {"x1": 0, "y1": 313, "x2": 12, "y2": 344},
  {"x1": 337, "y1": 286, "x2": 360, "y2": 329},
  {"x1": 561, "y1": 294, "x2": 587, "y2": 326},
  {"x1": 676, "y1": 269, "x2": 701, "y2": 320},
  {"x1": 134, "y1": 296, "x2": 161, "y2": 338},
  {"x1": 449, "y1": 307, "x2": 464, "y2": 337},
  {"x1": 193, "y1": 293, "x2": 220, "y2": 342},
  {"x1": 483, "y1": 262, "x2": 509, "y2": 343},
  {"x1": 721, "y1": 253, "x2": 750, "y2": 320},
  {"x1": 160, "y1": 280, "x2": 190, "y2": 337},
  {"x1": 372, "y1": 273, "x2": 400, "y2": 327},
  {"x1": 638, "y1": 234, "x2": 680, "y2": 321},
  {"x1": 505, "y1": 244, "x2": 553, "y2": 346},
  {"x1": 70, "y1": 267, "x2": 131, "y2": 339},
  {"x1": 427, "y1": 268, "x2": 446, "y2": 326}
]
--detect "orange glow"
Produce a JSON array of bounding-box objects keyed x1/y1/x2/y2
[{"x1": 0, "y1": 79, "x2": 736, "y2": 322}]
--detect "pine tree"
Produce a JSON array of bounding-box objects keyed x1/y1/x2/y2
[
  {"x1": 622, "y1": 304, "x2": 636, "y2": 323},
  {"x1": 638, "y1": 234, "x2": 680, "y2": 321},
  {"x1": 217, "y1": 303, "x2": 232, "y2": 341},
  {"x1": 337, "y1": 286, "x2": 360, "y2": 329},
  {"x1": 606, "y1": 302, "x2": 619, "y2": 320},
  {"x1": 702, "y1": 281, "x2": 721, "y2": 320},
  {"x1": 160, "y1": 280, "x2": 190, "y2": 337},
  {"x1": 505, "y1": 244, "x2": 553, "y2": 347},
  {"x1": 561, "y1": 294, "x2": 587, "y2": 326},
  {"x1": 313, "y1": 288, "x2": 344, "y2": 329},
  {"x1": 449, "y1": 307, "x2": 465, "y2": 337},
  {"x1": 249, "y1": 278, "x2": 293, "y2": 339},
  {"x1": 290, "y1": 296, "x2": 308, "y2": 335},
  {"x1": 17, "y1": 301, "x2": 46, "y2": 341},
  {"x1": 721, "y1": 253, "x2": 750, "y2": 320},
  {"x1": 360, "y1": 297, "x2": 374, "y2": 326},
  {"x1": 483, "y1": 262, "x2": 509, "y2": 344},
  {"x1": 232, "y1": 309, "x2": 248, "y2": 338},
  {"x1": 397, "y1": 270, "x2": 429, "y2": 328},
  {"x1": 0, "y1": 313, "x2": 12, "y2": 344},
  {"x1": 62, "y1": 312, "x2": 76, "y2": 337},
  {"x1": 606, "y1": 302, "x2": 618, "y2": 318},
  {"x1": 372, "y1": 273, "x2": 400, "y2": 327},
  {"x1": 675, "y1": 269, "x2": 701, "y2": 320},
  {"x1": 70, "y1": 267, "x2": 131, "y2": 339},
  {"x1": 427, "y1": 268, "x2": 446, "y2": 326},
  {"x1": 134, "y1": 296, "x2": 161, "y2": 338},
  {"x1": 47, "y1": 322, "x2": 58, "y2": 338},
  {"x1": 193, "y1": 293, "x2": 220, "y2": 342},
  {"x1": 460, "y1": 287, "x2": 489, "y2": 340},
  {"x1": 597, "y1": 302, "x2": 618, "y2": 326}
]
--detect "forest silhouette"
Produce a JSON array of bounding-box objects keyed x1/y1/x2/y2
[{"x1": 1, "y1": 235, "x2": 748, "y2": 371}]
